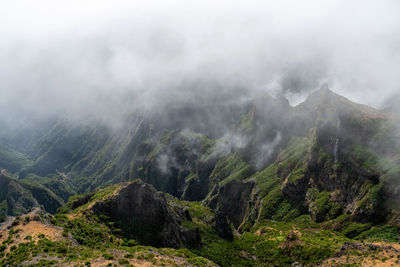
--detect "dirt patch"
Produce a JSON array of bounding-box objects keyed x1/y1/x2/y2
[
  {"x1": 320, "y1": 242, "x2": 400, "y2": 266},
  {"x1": 56, "y1": 248, "x2": 213, "y2": 267},
  {"x1": 16, "y1": 220, "x2": 64, "y2": 242},
  {"x1": 0, "y1": 208, "x2": 67, "y2": 253}
]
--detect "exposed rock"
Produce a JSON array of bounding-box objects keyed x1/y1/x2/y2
[
  {"x1": 70, "y1": 193, "x2": 94, "y2": 209},
  {"x1": 213, "y1": 211, "x2": 233, "y2": 240},
  {"x1": 281, "y1": 173, "x2": 309, "y2": 203},
  {"x1": 366, "y1": 243, "x2": 378, "y2": 251},
  {"x1": 213, "y1": 179, "x2": 255, "y2": 229},
  {"x1": 90, "y1": 180, "x2": 202, "y2": 248},
  {"x1": 334, "y1": 241, "x2": 364, "y2": 257}
]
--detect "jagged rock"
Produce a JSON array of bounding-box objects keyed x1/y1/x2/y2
[
  {"x1": 213, "y1": 179, "x2": 255, "y2": 229},
  {"x1": 213, "y1": 211, "x2": 233, "y2": 240},
  {"x1": 71, "y1": 193, "x2": 94, "y2": 209},
  {"x1": 2, "y1": 85, "x2": 399, "y2": 230},
  {"x1": 90, "y1": 180, "x2": 202, "y2": 248},
  {"x1": 366, "y1": 243, "x2": 378, "y2": 250},
  {"x1": 281, "y1": 173, "x2": 309, "y2": 203}
]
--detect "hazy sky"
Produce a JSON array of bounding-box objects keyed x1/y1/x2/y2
[{"x1": 1, "y1": 0, "x2": 399, "y2": 120}]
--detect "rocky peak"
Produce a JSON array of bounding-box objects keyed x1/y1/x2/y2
[
  {"x1": 90, "y1": 180, "x2": 202, "y2": 248},
  {"x1": 298, "y1": 85, "x2": 344, "y2": 112},
  {"x1": 298, "y1": 85, "x2": 386, "y2": 120}
]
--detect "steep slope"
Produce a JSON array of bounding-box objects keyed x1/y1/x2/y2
[
  {"x1": 89, "y1": 180, "x2": 202, "y2": 248},
  {"x1": 1, "y1": 86, "x2": 400, "y2": 232},
  {"x1": 0, "y1": 144, "x2": 32, "y2": 173},
  {"x1": 0, "y1": 171, "x2": 63, "y2": 219},
  {"x1": 203, "y1": 87, "x2": 400, "y2": 231},
  {"x1": 2, "y1": 181, "x2": 399, "y2": 266},
  {"x1": 0, "y1": 206, "x2": 215, "y2": 266}
]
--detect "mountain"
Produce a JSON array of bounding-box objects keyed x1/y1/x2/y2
[
  {"x1": 1, "y1": 86, "x2": 400, "y2": 265},
  {"x1": 1, "y1": 180, "x2": 400, "y2": 266},
  {"x1": 0, "y1": 171, "x2": 64, "y2": 219}
]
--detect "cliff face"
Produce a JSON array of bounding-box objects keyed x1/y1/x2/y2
[
  {"x1": 90, "y1": 180, "x2": 202, "y2": 248},
  {"x1": 1, "y1": 87, "x2": 400, "y2": 230}
]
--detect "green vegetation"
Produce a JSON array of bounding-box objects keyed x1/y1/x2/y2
[
  {"x1": 247, "y1": 164, "x2": 279, "y2": 197},
  {"x1": 211, "y1": 153, "x2": 252, "y2": 185},
  {"x1": 185, "y1": 204, "x2": 346, "y2": 266},
  {"x1": 239, "y1": 112, "x2": 254, "y2": 133},
  {"x1": 22, "y1": 173, "x2": 76, "y2": 202},
  {"x1": 0, "y1": 238, "x2": 98, "y2": 266},
  {"x1": 341, "y1": 222, "x2": 372, "y2": 238},
  {"x1": 102, "y1": 253, "x2": 114, "y2": 260},
  {"x1": 171, "y1": 194, "x2": 346, "y2": 266},
  {"x1": 0, "y1": 179, "x2": 398, "y2": 266},
  {"x1": 356, "y1": 225, "x2": 399, "y2": 242},
  {"x1": 307, "y1": 189, "x2": 341, "y2": 222},
  {"x1": 0, "y1": 144, "x2": 32, "y2": 173},
  {"x1": 0, "y1": 173, "x2": 64, "y2": 218},
  {"x1": 355, "y1": 183, "x2": 383, "y2": 219},
  {"x1": 52, "y1": 214, "x2": 116, "y2": 248},
  {"x1": 287, "y1": 166, "x2": 306, "y2": 183},
  {"x1": 259, "y1": 187, "x2": 300, "y2": 221},
  {"x1": 353, "y1": 144, "x2": 379, "y2": 171},
  {"x1": 1, "y1": 91, "x2": 400, "y2": 266},
  {"x1": 276, "y1": 137, "x2": 310, "y2": 176}
]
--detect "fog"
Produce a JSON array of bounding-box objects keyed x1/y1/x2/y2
[{"x1": 1, "y1": 0, "x2": 400, "y2": 125}]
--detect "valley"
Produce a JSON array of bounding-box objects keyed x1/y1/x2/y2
[{"x1": 0, "y1": 88, "x2": 399, "y2": 266}]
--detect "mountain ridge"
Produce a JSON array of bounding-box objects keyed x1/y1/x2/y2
[
  {"x1": 1, "y1": 87, "x2": 400, "y2": 265},
  {"x1": 1, "y1": 87, "x2": 398, "y2": 226}
]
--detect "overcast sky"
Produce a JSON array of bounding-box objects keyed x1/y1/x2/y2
[{"x1": 1, "y1": 0, "x2": 399, "y2": 120}]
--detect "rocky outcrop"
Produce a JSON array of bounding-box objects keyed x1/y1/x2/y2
[
  {"x1": 213, "y1": 211, "x2": 233, "y2": 240},
  {"x1": 2, "y1": 85, "x2": 399, "y2": 230},
  {"x1": 90, "y1": 180, "x2": 202, "y2": 248},
  {"x1": 211, "y1": 179, "x2": 255, "y2": 229}
]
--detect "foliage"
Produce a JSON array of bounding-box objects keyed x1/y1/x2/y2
[
  {"x1": 52, "y1": 214, "x2": 115, "y2": 248},
  {"x1": 0, "y1": 144, "x2": 32, "y2": 173},
  {"x1": 307, "y1": 189, "x2": 341, "y2": 222},
  {"x1": 211, "y1": 153, "x2": 252, "y2": 186}
]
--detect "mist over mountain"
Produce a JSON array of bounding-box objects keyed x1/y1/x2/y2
[
  {"x1": 1, "y1": 1, "x2": 400, "y2": 266},
  {"x1": 1, "y1": 0, "x2": 400, "y2": 126}
]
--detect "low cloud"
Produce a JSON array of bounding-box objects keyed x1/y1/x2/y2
[{"x1": 0, "y1": 0, "x2": 399, "y2": 129}]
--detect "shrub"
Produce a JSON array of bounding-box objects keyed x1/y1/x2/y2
[
  {"x1": 122, "y1": 239, "x2": 137, "y2": 247},
  {"x1": 23, "y1": 216, "x2": 30, "y2": 225},
  {"x1": 11, "y1": 217, "x2": 20, "y2": 227},
  {"x1": 124, "y1": 253, "x2": 134, "y2": 259},
  {"x1": 102, "y1": 253, "x2": 114, "y2": 260},
  {"x1": 342, "y1": 223, "x2": 372, "y2": 238},
  {"x1": 118, "y1": 259, "x2": 129, "y2": 264}
]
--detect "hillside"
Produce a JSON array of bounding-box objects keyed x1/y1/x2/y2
[
  {"x1": 0, "y1": 181, "x2": 399, "y2": 266},
  {"x1": 0, "y1": 87, "x2": 400, "y2": 265},
  {"x1": 0, "y1": 171, "x2": 64, "y2": 220}
]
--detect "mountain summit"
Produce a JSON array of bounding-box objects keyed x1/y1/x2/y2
[{"x1": 0, "y1": 88, "x2": 399, "y2": 266}]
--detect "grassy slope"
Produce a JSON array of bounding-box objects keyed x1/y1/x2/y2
[
  {"x1": 0, "y1": 144, "x2": 32, "y2": 174},
  {"x1": 3, "y1": 182, "x2": 397, "y2": 266},
  {"x1": 0, "y1": 208, "x2": 216, "y2": 267}
]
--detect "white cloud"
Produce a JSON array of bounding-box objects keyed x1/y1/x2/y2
[{"x1": 0, "y1": 0, "x2": 399, "y2": 122}]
